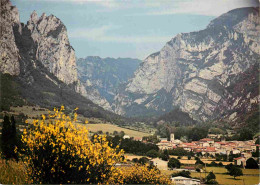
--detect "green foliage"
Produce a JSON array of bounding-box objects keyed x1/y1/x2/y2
[
  {"x1": 168, "y1": 158, "x2": 181, "y2": 169},
  {"x1": 0, "y1": 74, "x2": 25, "y2": 111},
  {"x1": 208, "y1": 127, "x2": 226, "y2": 135},
  {"x1": 159, "y1": 150, "x2": 169, "y2": 161},
  {"x1": 245, "y1": 158, "x2": 259, "y2": 169},
  {"x1": 206, "y1": 171, "x2": 216, "y2": 183},
  {"x1": 107, "y1": 135, "x2": 159, "y2": 156},
  {"x1": 206, "y1": 179, "x2": 219, "y2": 184},
  {"x1": 171, "y1": 170, "x2": 191, "y2": 178},
  {"x1": 238, "y1": 128, "x2": 254, "y2": 141},
  {"x1": 138, "y1": 157, "x2": 149, "y2": 165},
  {"x1": 225, "y1": 163, "x2": 234, "y2": 171},
  {"x1": 157, "y1": 108, "x2": 196, "y2": 126},
  {"x1": 188, "y1": 127, "x2": 208, "y2": 141},
  {"x1": 168, "y1": 147, "x2": 188, "y2": 156},
  {"x1": 1, "y1": 115, "x2": 18, "y2": 160},
  {"x1": 146, "y1": 149, "x2": 159, "y2": 158},
  {"x1": 227, "y1": 165, "x2": 243, "y2": 179},
  {"x1": 195, "y1": 158, "x2": 204, "y2": 165},
  {"x1": 142, "y1": 135, "x2": 160, "y2": 144}
]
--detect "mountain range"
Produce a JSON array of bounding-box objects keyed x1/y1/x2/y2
[{"x1": 0, "y1": 0, "x2": 259, "y2": 127}]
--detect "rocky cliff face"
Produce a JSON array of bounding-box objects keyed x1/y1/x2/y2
[
  {"x1": 0, "y1": 0, "x2": 20, "y2": 75},
  {"x1": 1, "y1": 0, "x2": 112, "y2": 111},
  {"x1": 113, "y1": 7, "x2": 260, "y2": 122},
  {"x1": 77, "y1": 57, "x2": 141, "y2": 107},
  {"x1": 26, "y1": 11, "x2": 78, "y2": 84}
]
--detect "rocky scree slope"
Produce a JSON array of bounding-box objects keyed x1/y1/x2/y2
[{"x1": 113, "y1": 7, "x2": 260, "y2": 122}]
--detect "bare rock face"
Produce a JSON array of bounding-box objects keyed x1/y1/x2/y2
[
  {"x1": 114, "y1": 7, "x2": 260, "y2": 122},
  {"x1": 26, "y1": 11, "x2": 77, "y2": 84},
  {"x1": 75, "y1": 81, "x2": 112, "y2": 111},
  {"x1": 0, "y1": 0, "x2": 20, "y2": 75}
]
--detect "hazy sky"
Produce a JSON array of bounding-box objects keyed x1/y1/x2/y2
[{"x1": 12, "y1": 0, "x2": 259, "y2": 60}]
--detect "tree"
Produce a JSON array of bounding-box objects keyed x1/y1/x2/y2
[
  {"x1": 138, "y1": 157, "x2": 149, "y2": 165},
  {"x1": 168, "y1": 158, "x2": 181, "y2": 169},
  {"x1": 225, "y1": 163, "x2": 234, "y2": 171},
  {"x1": 172, "y1": 170, "x2": 191, "y2": 178},
  {"x1": 188, "y1": 155, "x2": 191, "y2": 160},
  {"x1": 238, "y1": 128, "x2": 253, "y2": 141},
  {"x1": 195, "y1": 158, "x2": 204, "y2": 165},
  {"x1": 146, "y1": 149, "x2": 158, "y2": 158},
  {"x1": 206, "y1": 171, "x2": 216, "y2": 182},
  {"x1": 1, "y1": 115, "x2": 17, "y2": 160},
  {"x1": 245, "y1": 158, "x2": 259, "y2": 169},
  {"x1": 227, "y1": 166, "x2": 243, "y2": 179},
  {"x1": 159, "y1": 150, "x2": 169, "y2": 161}
]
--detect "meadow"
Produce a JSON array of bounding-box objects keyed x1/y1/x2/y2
[{"x1": 3, "y1": 106, "x2": 151, "y2": 138}]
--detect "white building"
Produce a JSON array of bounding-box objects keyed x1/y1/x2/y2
[
  {"x1": 171, "y1": 176, "x2": 200, "y2": 185},
  {"x1": 170, "y1": 133, "x2": 175, "y2": 142}
]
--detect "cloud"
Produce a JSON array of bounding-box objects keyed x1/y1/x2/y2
[
  {"x1": 129, "y1": 0, "x2": 259, "y2": 16},
  {"x1": 69, "y1": 25, "x2": 173, "y2": 43}
]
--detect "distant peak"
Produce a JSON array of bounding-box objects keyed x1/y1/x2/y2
[
  {"x1": 30, "y1": 10, "x2": 38, "y2": 23},
  {"x1": 41, "y1": 12, "x2": 47, "y2": 18}
]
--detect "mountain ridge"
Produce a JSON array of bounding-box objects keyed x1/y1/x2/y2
[{"x1": 113, "y1": 7, "x2": 260, "y2": 123}]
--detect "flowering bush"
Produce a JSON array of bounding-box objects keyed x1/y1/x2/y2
[
  {"x1": 109, "y1": 164, "x2": 171, "y2": 184},
  {"x1": 21, "y1": 106, "x2": 124, "y2": 184}
]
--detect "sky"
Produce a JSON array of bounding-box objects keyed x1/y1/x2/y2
[{"x1": 12, "y1": 0, "x2": 259, "y2": 60}]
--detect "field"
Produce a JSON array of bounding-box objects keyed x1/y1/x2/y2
[
  {"x1": 2, "y1": 106, "x2": 151, "y2": 138},
  {"x1": 82, "y1": 123, "x2": 151, "y2": 138},
  {"x1": 170, "y1": 156, "x2": 234, "y2": 165},
  {"x1": 162, "y1": 166, "x2": 260, "y2": 185}
]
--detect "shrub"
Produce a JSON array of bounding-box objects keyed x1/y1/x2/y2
[
  {"x1": 206, "y1": 179, "x2": 218, "y2": 184},
  {"x1": 195, "y1": 158, "x2": 204, "y2": 165},
  {"x1": 172, "y1": 170, "x2": 191, "y2": 178},
  {"x1": 227, "y1": 166, "x2": 243, "y2": 179},
  {"x1": 138, "y1": 157, "x2": 149, "y2": 165},
  {"x1": 206, "y1": 171, "x2": 216, "y2": 182},
  {"x1": 146, "y1": 149, "x2": 158, "y2": 158},
  {"x1": 245, "y1": 158, "x2": 259, "y2": 169},
  {"x1": 168, "y1": 158, "x2": 181, "y2": 169},
  {"x1": 109, "y1": 164, "x2": 170, "y2": 184},
  {"x1": 20, "y1": 106, "x2": 124, "y2": 184}
]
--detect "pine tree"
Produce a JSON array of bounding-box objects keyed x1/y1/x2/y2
[
  {"x1": 1, "y1": 115, "x2": 17, "y2": 160},
  {"x1": 10, "y1": 115, "x2": 18, "y2": 160},
  {"x1": 1, "y1": 115, "x2": 11, "y2": 159}
]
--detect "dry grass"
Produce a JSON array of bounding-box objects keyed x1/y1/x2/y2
[
  {"x1": 82, "y1": 123, "x2": 151, "y2": 138},
  {"x1": 190, "y1": 171, "x2": 259, "y2": 185},
  {"x1": 0, "y1": 159, "x2": 28, "y2": 184},
  {"x1": 169, "y1": 156, "x2": 234, "y2": 165},
  {"x1": 161, "y1": 166, "x2": 260, "y2": 185}
]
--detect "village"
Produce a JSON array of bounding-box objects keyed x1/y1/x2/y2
[{"x1": 156, "y1": 133, "x2": 259, "y2": 167}]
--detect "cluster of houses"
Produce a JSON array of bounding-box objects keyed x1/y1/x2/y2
[{"x1": 156, "y1": 134, "x2": 259, "y2": 166}]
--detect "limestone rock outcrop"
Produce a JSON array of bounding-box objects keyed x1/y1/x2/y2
[
  {"x1": 113, "y1": 7, "x2": 260, "y2": 122},
  {"x1": 26, "y1": 11, "x2": 78, "y2": 84},
  {"x1": 0, "y1": 0, "x2": 20, "y2": 75}
]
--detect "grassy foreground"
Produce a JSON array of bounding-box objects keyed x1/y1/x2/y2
[{"x1": 0, "y1": 159, "x2": 27, "y2": 184}]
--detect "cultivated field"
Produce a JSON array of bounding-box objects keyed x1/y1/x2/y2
[
  {"x1": 4, "y1": 106, "x2": 151, "y2": 138},
  {"x1": 170, "y1": 156, "x2": 234, "y2": 165},
  {"x1": 82, "y1": 123, "x2": 151, "y2": 138}
]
